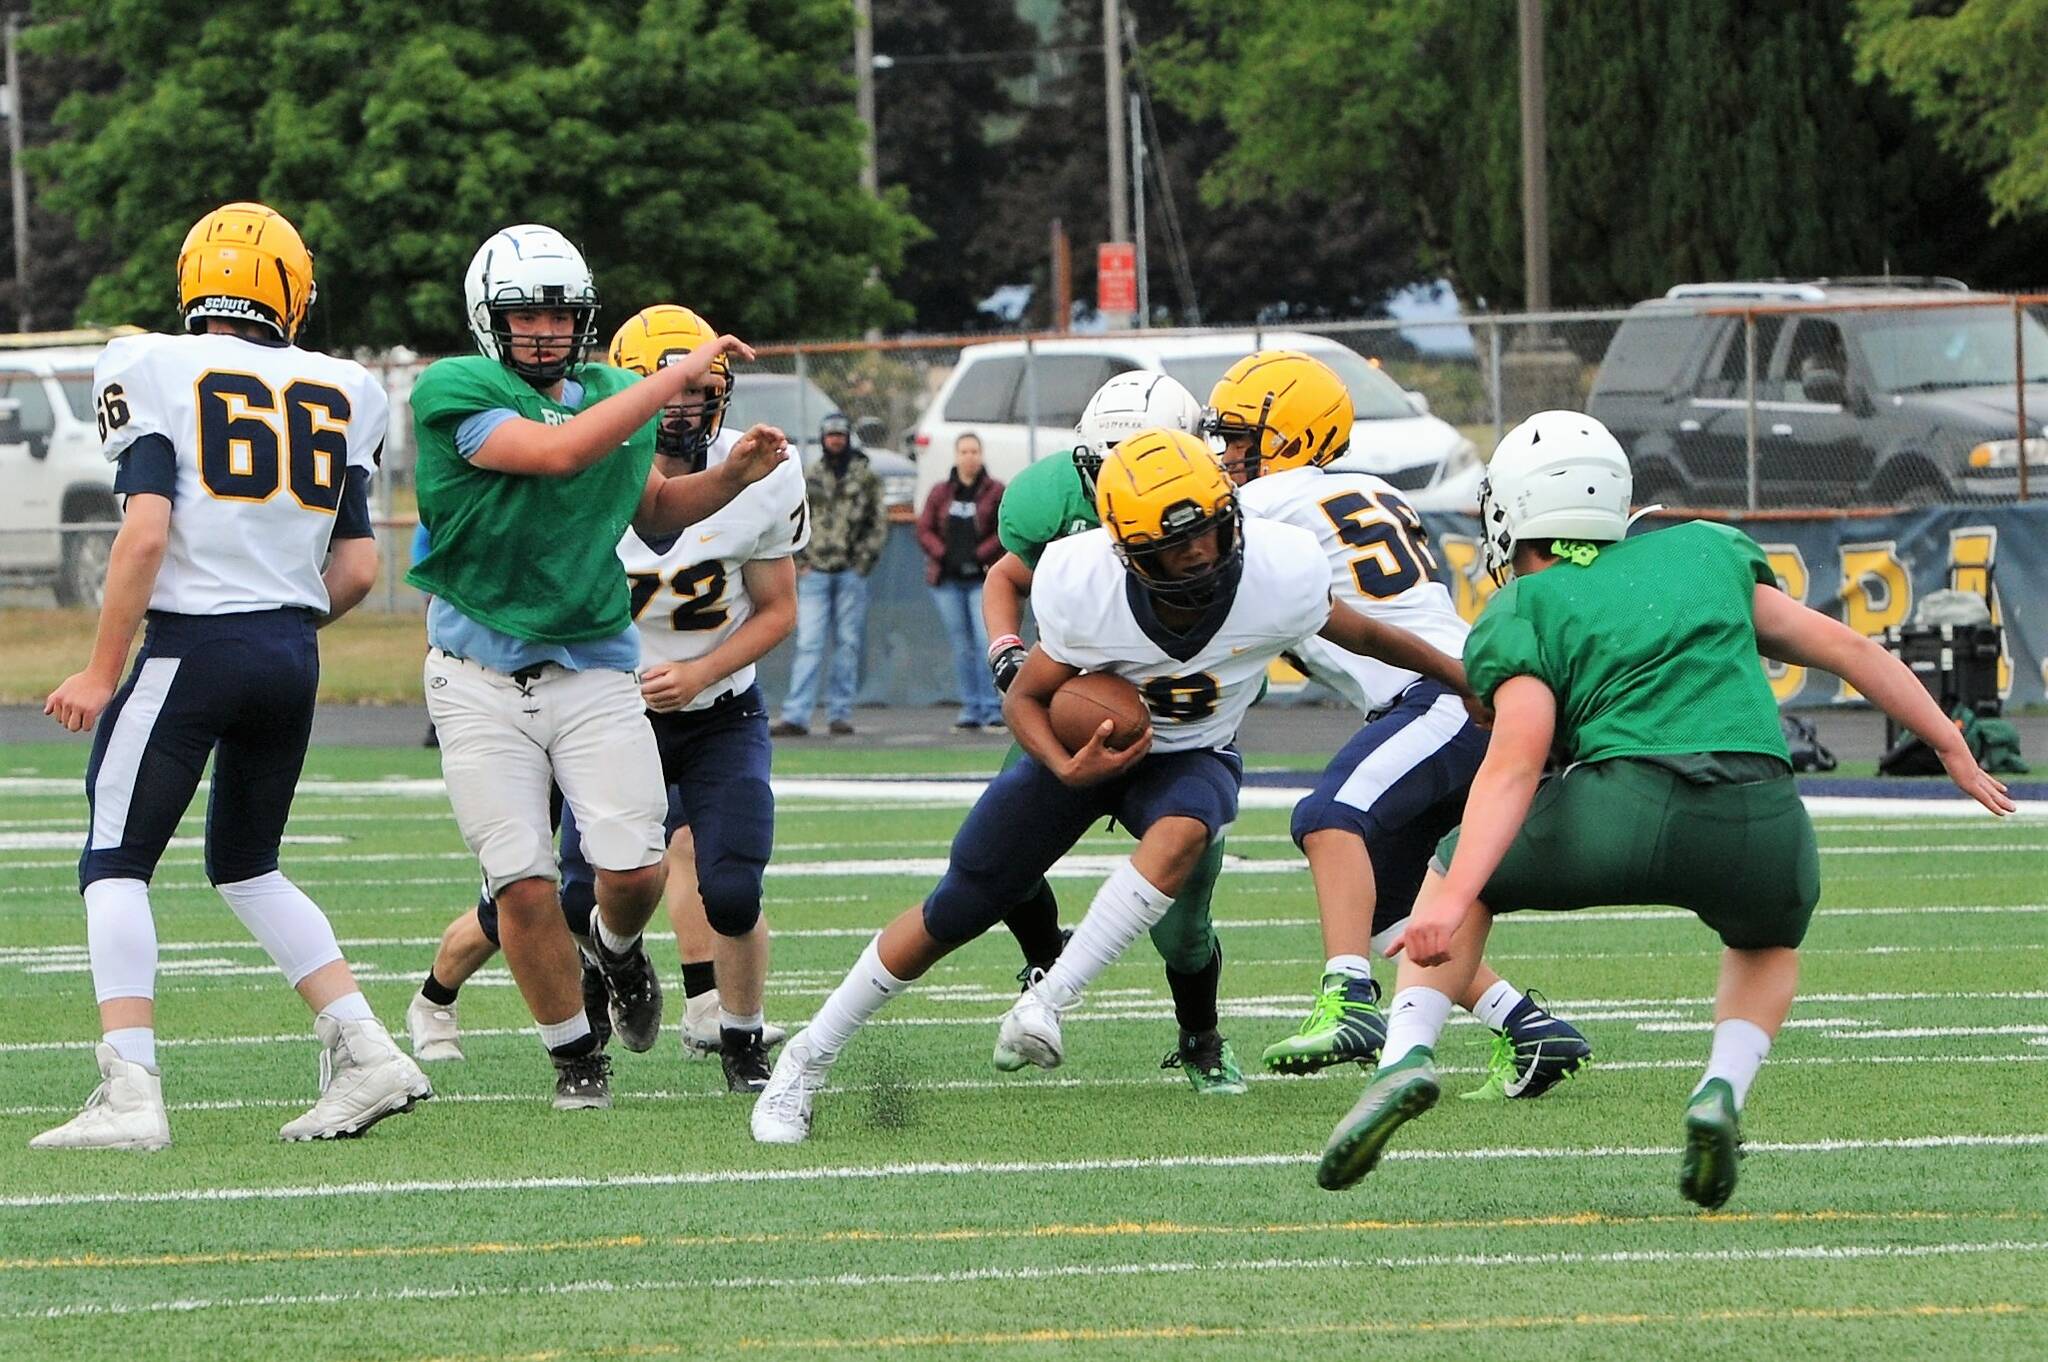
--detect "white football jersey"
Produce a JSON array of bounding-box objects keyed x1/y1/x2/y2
[
  {"x1": 1238, "y1": 465, "x2": 1468, "y2": 714},
  {"x1": 619, "y1": 431, "x2": 810, "y2": 709},
  {"x1": 93, "y1": 332, "x2": 389, "y2": 616},
  {"x1": 1033, "y1": 519, "x2": 1331, "y2": 752}
]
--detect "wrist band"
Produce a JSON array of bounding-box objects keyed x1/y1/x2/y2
[{"x1": 988, "y1": 634, "x2": 1023, "y2": 661}]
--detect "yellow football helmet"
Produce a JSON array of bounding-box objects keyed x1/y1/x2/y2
[
  {"x1": 1201, "y1": 350, "x2": 1354, "y2": 479},
  {"x1": 176, "y1": 202, "x2": 316, "y2": 342},
  {"x1": 607, "y1": 304, "x2": 733, "y2": 469},
  {"x1": 1094, "y1": 427, "x2": 1242, "y2": 608}
]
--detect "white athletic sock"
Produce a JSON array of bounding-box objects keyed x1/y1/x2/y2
[
  {"x1": 215, "y1": 871, "x2": 344, "y2": 986},
  {"x1": 1697, "y1": 1018, "x2": 1772, "y2": 1109},
  {"x1": 596, "y1": 915, "x2": 641, "y2": 957},
  {"x1": 719, "y1": 1008, "x2": 765, "y2": 1034},
  {"x1": 536, "y1": 1012, "x2": 593, "y2": 1053},
  {"x1": 1039, "y1": 860, "x2": 1176, "y2": 1010},
  {"x1": 104, "y1": 1026, "x2": 157, "y2": 1070},
  {"x1": 804, "y1": 937, "x2": 907, "y2": 1063},
  {"x1": 320, "y1": 991, "x2": 374, "y2": 1024},
  {"x1": 1472, "y1": 978, "x2": 1525, "y2": 1031},
  {"x1": 84, "y1": 878, "x2": 157, "y2": 1004},
  {"x1": 1381, "y1": 986, "x2": 1454, "y2": 1066},
  {"x1": 1324, "y1": 953, "x2": 1373, "y2": 981}
]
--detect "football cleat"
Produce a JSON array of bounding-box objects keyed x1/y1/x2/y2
[
  {"x1": 280, "y1": 1015, "x2": 433, "y2": 1141},
  {"x1": 1316, "y1": 1049, "x2": 1441, "y2": 1191},
  {"x1": 1014, "y1": 927, "x2": 1074, "y2": 992},
  {"x1": 720, "y1": 1027, "x2": 774, "y2": 1094},
  {"x1": 1460, "y1": 994, "x2": 1594, "y2": 1101},
  {"x1": 994, "y1": 972, "x2": 1065, "y2": 1071},
  {"x1": 551, "y1": 1048, "x2": 613, "y2": 1111},
  {"x1": 586, "y1": 909, "x2": 663, "y2": 1052},
  {"x1": 1163, "y1": 1029, "x2": 1248, "y2": 1095},
  {"x1": 1262, "y1": 971, "x2": 1385, "y2": 1074},
  {"x1": 581, "y1": 957, "x2": 613, "y2": 1051},
  {"x1": 29, "y1": 1044, "x2": 171, "y2": 1152},
  {"x1": 680, "y1": 989, "x2": 787, "y2": 1058},
  {"x1": 1679, "y1": 1078, "x2": 1743, "y2": 1210},
  {"x1": 752, "y1": 1032, "x2": 831, "y2": 1144},
  {"x1": 406, "y1": 992, "x2": 464, "y2": 1062}
]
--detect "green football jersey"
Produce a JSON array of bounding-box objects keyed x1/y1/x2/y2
[
  {"x1": 1463, "y1": 520, "x2": 1789, "y2": 766},
  {"x1": 407, "y1": 355, "x2": 656, "y2": 644},
  {"x1": 997, "y1": 451, "x2": 1099, "y2": 566}
]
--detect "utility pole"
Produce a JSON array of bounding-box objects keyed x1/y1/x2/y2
[
  {"x1": 1102, "y1": 0, "x2": 1129, "y2": 327},
  {"x1": 854, "y1": 0, "x2": 877, "y2": 197},
  {"x1": 4, "y1": 16, "x2": 29, "y2": 332},
  {"x1": 1518, "y1": 0, "x2": 1549, "y2": 315},
  {"x1": 1130, "y1": 91, "x2": 1147, "y2": 328}
]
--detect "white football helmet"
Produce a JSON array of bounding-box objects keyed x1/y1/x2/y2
[
  {"x1": 464, "y1": 224, "x2": 601, "y2": 383},
  {"x1": 1479, "y1": 410, "x2": 1633, "y2": 584},
  {"x1": 1073, "y1": 371, "x2": 1204, "y2": 497}
]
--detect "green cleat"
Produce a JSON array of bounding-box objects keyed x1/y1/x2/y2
[
  {"x1": 1458, "y1": 1032, "x2": 1516, "y2": 1103},
  {"x1": 1679, "y1": 1078, "x2": 1742, "y2": 1209},
  {"x1": 1163, "y1": 1029, "x2": 1248, "y2": 1095},
  {"x1": 1317, "y1": 1049, "x2": 1440, "y2": 1191},
  {"x1": 1261, "y1": 972, "x2": 1386, "y2": 1074}
]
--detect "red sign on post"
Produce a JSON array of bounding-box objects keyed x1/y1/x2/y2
[{"x1": 1097, "y1": 242, "x2": 1137, "y2": 316}]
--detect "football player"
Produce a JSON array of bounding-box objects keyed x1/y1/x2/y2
[
  {"x1": 1315, "y1": 411, "x2": 2015, "y2": 1205},
  {"x1": 35, "y1": 203, "x2": 429, "y2": 1150},
  {"x1": 407, "y1": 226, "x2": 786, "y2": 1109},
  {"x1": 753, "y1": 428, "x2": 1480, "y2": 1143},
  {"x1": 978, "y1": 372, "x2": 1249, "y2": 1090},
  {"x1": 406, "y1": 305, "x2": 805, "y2": 1098},
  {"x1": 1211, "y1": 351, "x2": 1591, "y2": 1098}
]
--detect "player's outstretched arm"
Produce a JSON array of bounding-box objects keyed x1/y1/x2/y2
[
  {"x1": 1317, "y1": 601, "x2": 1480, "y2": 712},
  {"x1": 1752, "y1": 584, "x2": 2014, "y2": 815},
  {"x1": 1393, "y1": 674, "x2": 1555, "y2": 966},
  {"x1": 471, "y1": 335, "x2": 756, "y2": 477},
  {"x1": 1004, "y1": 647, "x2": 1151, "y2": 787},
  {"x1": 318, "y1": 537, "x2": 381, "y2": 629},
  {"x1": 45, "y1": 494, "x2": 170, "y2": 733},
  {"x1": 634, "y1": 424, "x2": 791, "y2": 538},
  {"x1": 641, "y1": 557, "x2": 798, "y2": 712},
  {"x1": 982, "y1": 553, "x2": 1034, "y2": 692}
]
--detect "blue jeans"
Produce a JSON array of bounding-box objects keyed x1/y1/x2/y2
[
  {"x1": 783, "y1": 569, "x2": 868, "y2": 726},
  {"x1": 929, "y1": 579, "x2": 1002, "y2": 725}
]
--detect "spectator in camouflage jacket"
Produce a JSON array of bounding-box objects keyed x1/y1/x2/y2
[{"x1": 775, "y1": 414, "x2": 889, "y2": 736}]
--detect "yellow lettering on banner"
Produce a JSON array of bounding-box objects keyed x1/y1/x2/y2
[
  {"x1": 1948, "y1": 527, "x2": 2013, "y2": 698},
  {"x1": 1437, "y1": 536, "x2": 1498, "y2": 624},
  {"x1": 1839, "y1": 541, "x2": 1912, "y2": 701},
  {"x1": 1761, "y1": 546, "x2": 1809, "y2": 702}
]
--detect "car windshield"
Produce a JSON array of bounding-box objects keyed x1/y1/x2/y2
[
  {"x1": 723, "y1": 376, "x2": 842, "y2": 439},
  {"x1": 58, "y1": 373, "x2": 94, "y2": 422},
  {"x1": 1162, "y1": 346, "x2": 1414, "y2": 420},
  {"x1": 1859, "y1": 307, "x2": 2048, "y2": 391}
]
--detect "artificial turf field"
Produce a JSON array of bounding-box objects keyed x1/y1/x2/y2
[{"x1": 0, "y1": 739, "x2": 2044, "y2": 1361}]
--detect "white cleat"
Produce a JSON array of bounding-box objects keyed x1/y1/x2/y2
[
  {"x1": 406, "y1": 992, "x2": 464, "y2": 1062},
  {"x1": 29, "y1": 1044, "x2": 171, "y2": 1152},
  {"x1": 682, "y1": 987, "x2": 787, "y2": 1057},
  {"x1": 995, "y1": 976, "x2": 1065, "y2": 1072},
  {"x1": 280, "y1": 1014, "x2": 433, "y2": 1142},
  {"x1": 750, "y1": 1031, "x2": 830, "y2": 1144}
]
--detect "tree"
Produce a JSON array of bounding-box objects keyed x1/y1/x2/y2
[
  {"x1": 0, "y1": 1, "x2": 117, "y2": 331},
  {"x1": 1850, "y1": 0, "x2": 2048, "y2": 222},
  {"x1": 29, "y1": 0, "x2": 920, "y2": 349},
  {"x1": 1159, "y1": 0, "x2": 2048, "y2": 307}
]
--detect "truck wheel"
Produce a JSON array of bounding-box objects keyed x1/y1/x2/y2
[{"x1": 55, "y1": 522, "x2": 115, "y2": 608}]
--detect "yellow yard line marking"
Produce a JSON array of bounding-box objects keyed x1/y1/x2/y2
[{"x1": 6, "y1": 1207, "x2": 2034, "y2": 1273}]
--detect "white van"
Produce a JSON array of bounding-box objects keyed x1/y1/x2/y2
[
  {"x1": 909, "y1": 331, "x2": 1482, "y2": 509},
  {"x1": 0, "y1": 331, "x2": 140, "y2": 606}
]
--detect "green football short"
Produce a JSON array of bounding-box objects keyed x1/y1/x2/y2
[{"x1": 1434, "y1": 756, "x2": 1819, "y2": 949}]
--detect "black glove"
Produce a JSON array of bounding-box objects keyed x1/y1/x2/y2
[{"x1": 989, "y1": 642, "x2": 1028, "y2": 693}]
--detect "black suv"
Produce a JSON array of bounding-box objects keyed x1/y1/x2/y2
[{"x1": 1587, "y1": 280, "x2": 2048, "y2": 506}]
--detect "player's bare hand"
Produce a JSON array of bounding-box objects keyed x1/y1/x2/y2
[
  {"x1": 1940, "y1": 743, "x2": 2016, "y2": 816},
  {"x1": 640, "y1": 660, "x2": 713, "y2": 713},
  {"x1": 45, "y1": 671, "x2": 115, "y2": 734},
  {"x1": 683, "y1": 333, "x2": 756, "y2": 374},
  {"x1": 1387, "y1": 895, "x2": 1471, "y2": 967},
  {"x1": 723, "y1": 424, "x2": 790, "y2": 487},
  {"x1": 1058, "y1": 719, "x2": 1152, "y2": 788}
]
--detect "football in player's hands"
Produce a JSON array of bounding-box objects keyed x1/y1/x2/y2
[{"x1": 1049, "y1": 671, "x2": 1151, "y2": 753}]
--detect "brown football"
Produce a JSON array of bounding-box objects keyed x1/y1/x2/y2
[{"x1": 1049, "y1": 670, "x2": 1152, "y2": 753}]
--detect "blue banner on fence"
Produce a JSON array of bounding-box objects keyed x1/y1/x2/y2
[{"x1": 754, "y1": 506, "x2": 2048, "y2": 712}]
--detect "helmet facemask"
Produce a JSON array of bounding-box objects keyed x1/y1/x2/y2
[
  {"x1": 1071, "y1": 443, "x2": 1107, "y2": 501},
  {"x1": 655, "y1": 364, "x2": 732, "y2": 473},
  {"x1": 482, "y1": 286, "x2": 600, "y2": 386},
  {"x1": 1113, "y1": 497, "x2": 1244, "y2": 611},
  {"x1": 1200, "y1": 393, "x2": 1281, "y2": 482},
  {"x1": 1477, "y1": 475, "x2": 1516, "y2": 586}
]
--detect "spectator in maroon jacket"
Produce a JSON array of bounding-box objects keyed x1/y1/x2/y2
[{"x1": 917, "y1": 433, "x2": 1006, "y2": 731}]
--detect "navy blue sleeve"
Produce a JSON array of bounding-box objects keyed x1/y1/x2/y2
[
  {"x1": 333, "y1": 464, "x2": 374, "y2": 539},
  {"x1": 112, "y1": 433, "x2": 177, "y2": 501}
]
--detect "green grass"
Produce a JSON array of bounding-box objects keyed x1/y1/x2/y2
[{"x1": 1, "y1": 742, "x2": 2044, "y2": 1360}]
